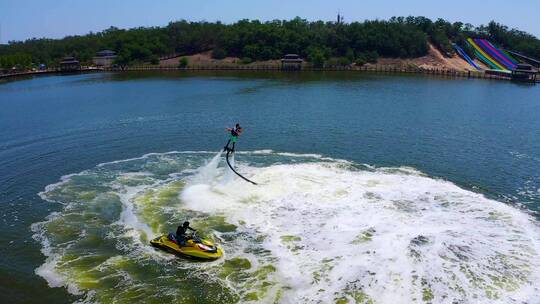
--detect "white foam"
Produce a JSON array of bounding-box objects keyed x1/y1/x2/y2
[
  {"x1": 111, "y1": 173, "x2": 161, "y2": 241},
  {"x1": 34, "y1": 152, "x2": 540, "y2": 303},
  {"x1": 180, "y1": 162, "x2": 540, "y2": 303},
  {"x1": 31, "y1": 212, "x2": 83, "y2": 295},
  {"x1": 38, "y1": 173, "x2": 80, "y2": 203}
]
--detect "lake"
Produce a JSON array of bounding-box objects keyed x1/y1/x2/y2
[{"x1": 1, "y1": 71, "x2": 539, "y2": 303}]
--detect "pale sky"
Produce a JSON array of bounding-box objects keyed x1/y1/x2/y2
[{"x1": 1, "y1": 0, "x2": 539, "y2": 43}]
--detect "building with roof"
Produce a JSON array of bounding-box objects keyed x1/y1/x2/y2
[
  {"x1": 93, "y1": 50, "x2": 117, "y2": 67},
  {"x1": 59, "y1": 57, "x2": 80, "y2": 72},
  {"x1": 281, "y1": 54, "x2": 303, "y2": 70}
]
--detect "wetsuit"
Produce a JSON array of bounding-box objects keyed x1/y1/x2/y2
[{"x1": 176, "y1": 225, "x2": 196, "y2": 246}]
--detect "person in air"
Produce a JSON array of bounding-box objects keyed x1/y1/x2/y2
[
  {"x1": 176, "y1": 221, "x2": 196, "y2": 246},
  {"x1": 224, "y1": 123, "x2": 243, "y2": 152}
]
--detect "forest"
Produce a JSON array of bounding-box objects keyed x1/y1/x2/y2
[{"x1": 1, "y1": 16, "x2": 539, "y2": 69}]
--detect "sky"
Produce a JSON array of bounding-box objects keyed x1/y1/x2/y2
[{"x1": 1, "y1": 0, "x2": 539, "y2": 43}]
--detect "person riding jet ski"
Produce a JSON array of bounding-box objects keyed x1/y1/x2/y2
[
  {"x1": 224, "y1": 123, "x2": 243, "y2": 152},
  {"x1": 176, "y1": 221, "x2": 196, "y2": 246},
  {"x1": 151, "y1": 223, "x2": 223, "y2": 260}
]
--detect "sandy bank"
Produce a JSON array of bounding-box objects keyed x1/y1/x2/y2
[{"x1": 159, "y1": 44, "x2": 483, "y2": 72}]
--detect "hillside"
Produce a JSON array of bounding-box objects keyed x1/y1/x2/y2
[
  {"x1": 157, "y1": 43, "x2": 488, "y2": 72},
  {"x1": 1, "y1": 17, "x2": 539, "y2": 70}
]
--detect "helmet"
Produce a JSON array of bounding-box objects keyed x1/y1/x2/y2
[{"x1": 183, "y1": 221, "x2": 190, "y2": 227}]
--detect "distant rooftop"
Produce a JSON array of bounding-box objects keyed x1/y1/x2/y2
[
  {"x1": 283, "y1": 54, "x2": 301, "y2": 59},
  {"x1": 281, "y1": 54, "x2": 303, "y2": 63},
  {"x1": 60, "y1": 56, "x2": 79, "y2": 64}
]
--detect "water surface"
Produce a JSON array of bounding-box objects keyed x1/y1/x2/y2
[{"x1": 1, "y1": 71, "x2": 539, "y2": 303}]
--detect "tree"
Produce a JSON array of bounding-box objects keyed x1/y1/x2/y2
[
  {"x1": 115, "y1": 49, "x2": 132, "y2": 68},
  {"x1": 1, "y1": 16, "x2": 539, "y2": 68},
  {"x1": 178, "y1": 57, "x2": 188, "y2": 68},
  {"x1": 150, "y1": 55, "x2": 159, "y2": 65},
  {"x1": 212, "y1": 47, "x2": 227, "y2": 59},
  {"x1": 240, "y1": 57, "x2": 253, "y2": 64},
  {"x1": 307, "y1": 47, "x2": 326, "y2": 68}
]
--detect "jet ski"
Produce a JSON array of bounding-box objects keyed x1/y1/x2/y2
[{"x1": 150, "y1": 232, "x2": 223, "y2": 260}]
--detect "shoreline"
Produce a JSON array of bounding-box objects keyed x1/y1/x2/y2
[
  {"x1": 0, "y1": 67, "x2": 103, "y2": 80},
  {"x1": 1, "y1": 65, "x2": 526, "y2": 83},
  {"x1": 122, "y1": 64, "x2": 513, "y2": 81}
]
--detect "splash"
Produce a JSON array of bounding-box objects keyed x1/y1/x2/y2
[
  {"x1": 190, "y1": 151, "x2": 223, "y2": 185},
  {"x1": 33, "y1": 151, "x2": 540, "y2": 303}
]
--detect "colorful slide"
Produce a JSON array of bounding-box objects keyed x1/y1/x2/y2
[
  {"x1": 453, "y1": 44, "x2": 481, "y2": 70},
  {"x1": 501, "y1": 49, "x2": 519, "y2": 65},
  {"x1": 476, "y1": 39, "x2": 517, "y2": 70},
  {"x1": 467, "y1": 38, "x2": 506, "y2": 70},
  {"x1": 502, "y1": 50, "x2": 518, "y2": 64}
]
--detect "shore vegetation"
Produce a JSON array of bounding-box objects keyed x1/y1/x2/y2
[{"x1": 1, "y1": 17, "x2": 539, "y2": 69}]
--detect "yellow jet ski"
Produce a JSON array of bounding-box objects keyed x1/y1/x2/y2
[{"x1": 150, "y1": 232, "x2": 223, "y2": 260}]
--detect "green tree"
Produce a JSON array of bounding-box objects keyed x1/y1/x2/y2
[
  {"x1": 212, "y1": 47, "x2": 227, "y2": 59},
  {"x1": 355, "y1": 58, "x2": 366, "y2": 66},
  {"x1": 150, "y1": 55, "x2": 159, "y2": 65},
  {"x1": 115, "y1": 49, "x2": 132, "y2": 67},
  {"x1": 307, "y1": 47, "x2": 326, "y2": 68},
  {"x1": 240, "y1": 57, "x2": 253, "y2": 64},
  {"x1": 178, "y1": 57, "x2": 188, "y2": 68},
  {"x1": 1, "y1": 16, "x2": 539, "y2": 68},
  {"x1": 337, "y1": 57, "x2": 352, "y2": 66}
]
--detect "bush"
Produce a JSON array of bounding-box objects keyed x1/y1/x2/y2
[
  {"x1": 212, "y1": 47, "x2": 227, "y2": 59},
  {"x1": 150, "y1": 55, "x2": 159, "y2": 65},
  {"x1": 365, "y1": 51, "x2": 379, "y2": 63},
  {"x1": 337, "y1": 57, "x2": 352, "y2": 66},
  {"x1": 240, "y1": 57, "x2": 253, "y2": 64},
  {"x1": 355, "y1": 58, "x2": 366, "y2": 66},
  {"x1": 325, "y1": 58, "x2": 339, "y2": 66},
  {"x1": 356, "y1": 51, "x2": 379, "y2": 63},
  {"x1": 178, "y1": 57, "x2": 188, "y2": 68}
]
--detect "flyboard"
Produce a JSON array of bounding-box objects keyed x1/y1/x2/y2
[{"x1": 224, "y1": 147, "x2": 257, "y2": 185}]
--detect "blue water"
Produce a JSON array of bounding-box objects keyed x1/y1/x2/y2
[{"x1": 1, "y1": 71, "x2": 539, "y2": 303}]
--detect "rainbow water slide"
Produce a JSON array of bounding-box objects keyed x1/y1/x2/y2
[
  {"x1": 453, "y1": 44, "x2": 481, "y2": 70},
  {"x1": 486, "y1": 40, "x2": 519, "y2": 67},
  {"x1": 501, "y1": 49, "x2": 519, "y2": 65},
  {"x1": 475, "y1": 39, "x2": 517, "y2": 70},
  {"x1": 467, "y1": 38, "x2": 506, "y2": 70}
]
